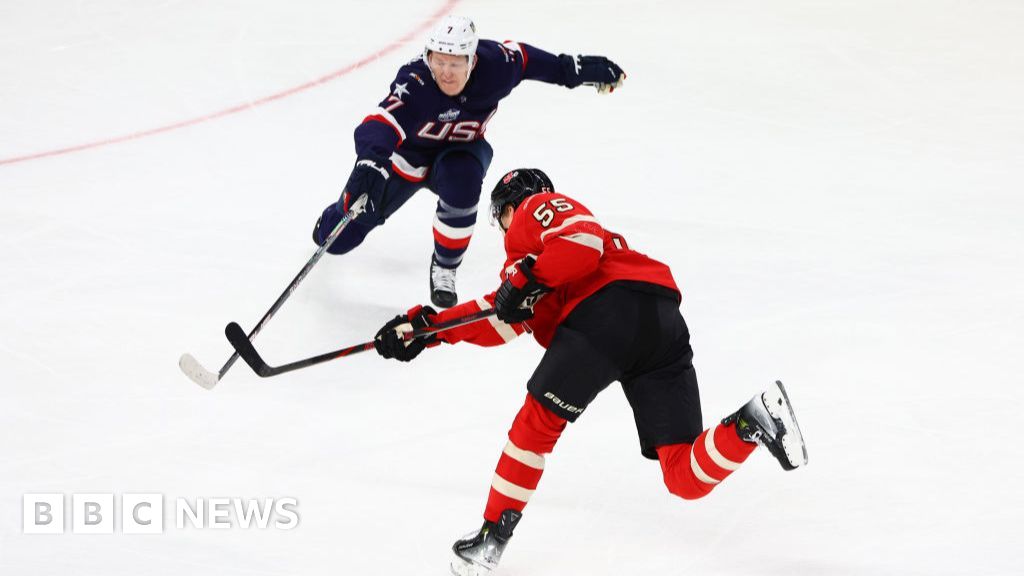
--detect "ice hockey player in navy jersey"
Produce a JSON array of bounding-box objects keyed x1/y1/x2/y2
[
  {"x1": 372, "y1": 169, "x2": 809, "y2": 576},
  {"x1": 311, "y1": 16, "x2": 627, "y2": 308}
]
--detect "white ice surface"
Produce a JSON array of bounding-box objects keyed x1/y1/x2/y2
[{"x1": 2, "y1": 1, "x2": 1022, "y2": 574}]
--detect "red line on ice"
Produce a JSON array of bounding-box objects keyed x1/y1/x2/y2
[{"x1": 0, "y1": 0, "x2": 458, "y2": 167}]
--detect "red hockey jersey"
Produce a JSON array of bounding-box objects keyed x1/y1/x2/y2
[{"x1": 428, "y1": 192, "x2": 680, "y2": 348}]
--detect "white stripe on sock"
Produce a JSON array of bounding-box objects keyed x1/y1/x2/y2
[
  {"x1": 491, "y1": 473, "x2": 534, "y2": 502},
  {"x1": 690, "y1": 444, "x2": 720, "y2": 485},
  {"x1": 503, "y1": 441, "x2": 545, "y2": 470},
  {"x1": 705, "y1": 426, "x2": 742, "y2": 471}
]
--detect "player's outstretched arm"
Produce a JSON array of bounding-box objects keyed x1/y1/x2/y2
[
  {"x1": 500, "y1": 41, "x2": 625, "y2": 94},
  {"x1": 432, "y1": 295, "x2": 526, "y2": 347}
]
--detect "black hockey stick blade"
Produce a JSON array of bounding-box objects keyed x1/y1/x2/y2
[
  {"x1": 224, "y1": 308, "x2": 498, "y2": 379},
  {"x1": 224, "y1": 322, "x2": 276, "y2": 377},
  {"x1": 225, "y1": 321, "x2": 376, "y2": 378}
]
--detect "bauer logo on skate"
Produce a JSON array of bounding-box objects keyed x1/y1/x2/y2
[
  {"x1": 543, "y1": 392, "x2": 584, "y2": 415},
  {"x1": 22, "y1": 494, "x2": 299, "y2": 534}
]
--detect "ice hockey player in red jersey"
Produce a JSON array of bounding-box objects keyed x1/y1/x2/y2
[{"x1": 373, "y1": 169, "x2": 809, "y2": 576}]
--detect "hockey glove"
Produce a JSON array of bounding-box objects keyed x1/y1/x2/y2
[
  {"x1": 559, "y1": 54, "x2": 626, "y2": 93},
  {"x1": 374, "y1": 305, "x2": 438, "y2": 362},
  {"x1": 342, "y1": 158, "x2": 390, "y2": 214},
  {"x1": 494, "y1": 257, "x2": 552, "y2": 324}
]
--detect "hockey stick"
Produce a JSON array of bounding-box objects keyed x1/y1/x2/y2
[
  {"x1": 224, "y1": 307, "x2": 497, "y2": 378},
  {"x1": 179, "y1": 194, "x2": 370, "y2": 390}
]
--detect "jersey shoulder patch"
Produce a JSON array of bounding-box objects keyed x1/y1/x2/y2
[
  {"x1": 374, "y1": 60, "x2": 437, "y2": 127},
  {"x1": 389, "y1": 60, "x2": 432, "y2": 98},
  {"x1": 470, "y1": 39, "x2": 524, "y2": 94},
  {"x1": 475, "y1": 39, "x2": 513, "y2": 64}
]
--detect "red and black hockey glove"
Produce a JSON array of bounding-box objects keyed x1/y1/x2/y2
[
  {"x1": 559, "y1": 54, "x2": 626, "y2": 93},
  {"x1": 494, "y1": 257, "x2": 552, "y2": 324},
  {"x1": 374, "y1": 305, "x2": 438, "y2": 362}
]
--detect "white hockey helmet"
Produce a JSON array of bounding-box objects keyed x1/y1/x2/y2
[{"x1": 424, "y1": 15, "x2": 478, "y2": 80}]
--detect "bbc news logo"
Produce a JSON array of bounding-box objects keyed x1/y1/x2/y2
[{"x1": 23, "y1": 494, "x2": 299, "y2": 534}]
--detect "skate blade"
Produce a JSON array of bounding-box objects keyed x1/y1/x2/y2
[
  {"x1": 764, "y1": 380, "x2": 808, "y2": 469},
  {"x1": 450, "y1": 555, "x2": 490, "y2": 576}
]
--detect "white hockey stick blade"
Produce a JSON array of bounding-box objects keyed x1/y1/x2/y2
[{"x1": 179, "y1": 353, "x2": 219, "y2": 390}]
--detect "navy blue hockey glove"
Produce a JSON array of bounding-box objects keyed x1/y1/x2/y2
[
  {"x1": 494, "y1": 257, "x2": 552, "y2": 324},
  {"x1": 374, "y1": 305, "x2": 438, "y2": 362},
  {"x1": 343, "y1": 158, "x2": 390, "y2": 213},
  {"x1": 559, "y1": 54, "x2": 625, "y2": 93}
]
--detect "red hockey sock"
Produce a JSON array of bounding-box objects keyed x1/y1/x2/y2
[
  {"x1": 655, "y1": 421, "x2": 757, "y2": 500},
  {"x1": 483, "y1": 394, "x2": 567, "y2": 522}
]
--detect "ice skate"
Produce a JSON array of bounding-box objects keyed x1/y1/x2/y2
[
  {"x1": 430, "y1": 256, "x2": 458, "y2": 308},
  {"x1": 724, "y1": 380, "x2": 808, "y2": 470},
  {"x1": 450, "y1": 509, "x2": 521, "y2": 576}
]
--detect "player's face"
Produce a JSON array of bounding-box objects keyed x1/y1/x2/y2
[
  {"x1": 428, "y1": 52, "x2": 474, "y2": 96},
  {"x1": 499, "y1": 205, "x2": 515, "y2": 234}
]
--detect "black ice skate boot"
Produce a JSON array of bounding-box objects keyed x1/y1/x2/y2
[
  {"x1": 430, "y1": 256, "x2": 458, "y2": 309},
  {"x1": 723, "y1": 380, "x2": 808, "y2": 471},
  {"x1": 450, "y1": 509, "x2": 522, "y2": 576}
]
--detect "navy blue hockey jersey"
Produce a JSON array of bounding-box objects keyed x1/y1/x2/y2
[{"x1": 354, "y1": 40, "x2": 569, "y2": 182}]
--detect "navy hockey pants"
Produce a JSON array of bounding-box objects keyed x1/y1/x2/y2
[{"x1": 313, "y1": 140, "x2": 494, "y2": 268}]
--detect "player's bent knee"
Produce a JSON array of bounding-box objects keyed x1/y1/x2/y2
[
  {"x1": 508, "y1": 394, "x2": 567, "y2": 455},
  {"x1": 655, "y1": 443, "x2": 713, "y2": 501},
  {"x1": 434, "y1": 152, "x2": 486, "y2": 205},
  {"x1": 438, "y1": 150, "x2": 486, "y2": 176},
  {"x1": 663, "y1": 475, "x2": 712, "y2": 500}
]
